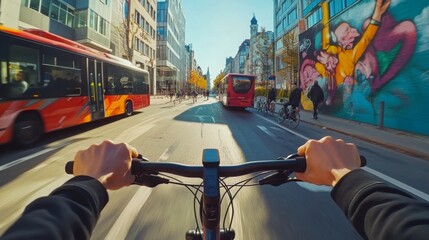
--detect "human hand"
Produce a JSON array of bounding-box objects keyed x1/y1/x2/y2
[
  {"x1": 372, "y1": 0, "x2": 390, "y2": 21},
  {"x1": 73, "y1": 140, "x2": 138, "y2": 190},
  {"x1": 295, "y1": 136, "x2": 361, "y2": 187}
]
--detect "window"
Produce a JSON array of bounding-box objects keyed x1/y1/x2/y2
[
  {"x1": 232, "y1": 76, "x2": 252, "y2": 93},
  {"x1": 6, "y1": 45, "x2": 40, "y2": 99},
  {"x1": 49, "y1": 0, "x2": 75, "y2": 27},
  {"x1": 41, "y1": 48, "x2": 83, "y2": 97},
  {"x1": 133, "y1": 72, "x2": 149, "y2": 94},
  {"x1": 75, "y1": 10, "x2": 88, "y2": 27},
  {"x1": 346, "y1": 0, "x2": 358, "y2": 7},
  {"x1": 288, "y1": 8, "x2": 297, "y2": 24},
  {"x1": 157, "y1": 26, "x2": 166, "y2": 40},
  {"x1": 302, "y1": 0, "x2": 315, "y2": 9},
  {"x1": 88, "y1": 10, "x2": 108, "y2": 35},
  {"x1": 329, "y1": 0, "x2": 345, "y2": 17},
  {"x1": 307, "y1": 7, "x2": 322, "y2": 28},
  {"x1": 105, "y1": 64, "x2": 134, "y2": 94},
  {"x1": 29, "y1": 0, "x2": 40, "y2": 11}
]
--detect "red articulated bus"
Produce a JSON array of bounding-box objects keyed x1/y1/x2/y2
[
  {"x1": 219, "y1": 73, "x2": 256, "y2": 108},
  {"x1": 0, "y1": 26, "x2": 150, "y2": 146}
]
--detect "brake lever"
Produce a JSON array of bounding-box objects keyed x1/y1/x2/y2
[
  {"x1": 133, "y1": 174, "x2": 169, "y2": 187},
  {"x1": 259, "y1": 170, "x2": 296, "y2": 186},
  {"x1": 259, "y1": 154, "x2": 304, "y2": 186},
  {"x1": 132, "y1": 154, "x2": 169, "y2": 187}
]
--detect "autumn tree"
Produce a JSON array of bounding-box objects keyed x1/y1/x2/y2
[
  {"x1": 212, "y1": 72, "x2": 226, "y2": 91},
  {"x1": 279, "y1": 29, "x2": 299, "y2": 90},
  {"x1": 188, "y1": 70, "x2": 207, "y2": 91}
]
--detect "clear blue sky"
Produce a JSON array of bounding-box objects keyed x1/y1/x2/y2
[{"x1": 182, "y1": 0, "x2": 273, "y2": 82}]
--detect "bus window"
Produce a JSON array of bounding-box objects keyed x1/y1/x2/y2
[
  {"x1": 41, "y1": 48, "x2": 83, "y2": 97},
  {"x1": 120, "y1": 71, "x2": 133, "y2": 94},
  {"x1": 7, "y1": 45, "x2": 39, "y2": 99},
  {"x1": 232, "y1": 76, "x2": 252, "y2": 93},
  {"x1": 133, "y1": 72, "x2": 149, "y2": 94}
]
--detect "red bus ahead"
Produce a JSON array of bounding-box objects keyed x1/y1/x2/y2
[
  {"x1": 219, "y1": 73, "x2": 256, "y2": 108},
  {"x1": 0, "y1": 26, "x2": 150, "y2": 146}
]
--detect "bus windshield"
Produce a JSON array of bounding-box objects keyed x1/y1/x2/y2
[{"x1": 232, "y1": 76, "x2": 252, "y2": 93}]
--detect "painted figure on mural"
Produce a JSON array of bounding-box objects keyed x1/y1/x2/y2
[
  {"x1": 315, "y1": 0, "x2": 390, "y2": 110},
  {"x1": 302, "y1": 0, "x2": 418, "y2": 118}
]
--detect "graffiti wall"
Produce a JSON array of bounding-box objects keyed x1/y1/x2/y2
[{"x1": 299, "y1": 0, "x2": 429, "y2": 136}]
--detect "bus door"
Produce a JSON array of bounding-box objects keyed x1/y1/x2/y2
[{"x1": 88, "y1": 59, "x2": 105, "y2": 120}]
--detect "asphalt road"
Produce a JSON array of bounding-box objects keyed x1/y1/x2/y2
[{"x1": 0, "y1": 96, "x2": 428, "y2": 239}]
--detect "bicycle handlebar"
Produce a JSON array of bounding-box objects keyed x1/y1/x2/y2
[{"x1": 65, "y1": 155, "x2": 366, "y2": 178}]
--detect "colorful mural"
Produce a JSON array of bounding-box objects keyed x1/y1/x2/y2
[{"x1": 299, "y1": 0, "x2": 429, "y2": 136}]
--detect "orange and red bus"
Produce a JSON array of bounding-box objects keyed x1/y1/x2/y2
[
  {"x1": 0, "y1": 26, "x2": 150, "y2": 146},
  {"x1": 219, "y1": 73, "x2": 256, "y2": 108}
]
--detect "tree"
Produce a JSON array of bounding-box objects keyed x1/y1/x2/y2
[
  {"x1": 114, "y1": 13, "x2": 149, "y2": 62},
  {"x1": 279, "y1": 29, "x2": 299, "y2": 90},
  {"x1": 188, "y1": 70, "x2": 207, "y2": 91},
  {"x1": 212, "y1": 72, "x2": 225, "y2": 91},
  {"x1": 253, "y1": 27, "x2": 274, "y2": 87}
]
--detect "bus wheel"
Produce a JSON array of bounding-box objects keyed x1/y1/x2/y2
[
  {"x1": 13, "y1": 113, "x2": 43, "y2": 146},
  {"x1": 125, "y1": 101, "x2": 133, "y2": 117}
]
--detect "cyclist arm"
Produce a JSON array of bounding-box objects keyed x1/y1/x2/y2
[
  {"x1": 1, "y1": 176, "x2": 108, "y2": 240},
  {"x1": 296, "y1": 136, "x2": 429, "y2": 240},
  {"x1": 332, "y1": 169, "x2": 429, "y2": 240},
  {"x1": 1, "y1": 140, "x2": 136, "y2": 240}
]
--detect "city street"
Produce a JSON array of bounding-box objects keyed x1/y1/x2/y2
[{"x1": 1, "y1": 96, "x2": 428, "y2": 239}]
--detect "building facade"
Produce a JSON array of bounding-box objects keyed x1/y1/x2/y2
[
  {"x1": 247, "y1": 16, "x2": 274, "y2": 85},
  {"x1": 156, "y1": 0, "x2": 186, "y2": 94},
  {"x1": 273, "y1": 0, "x2": 301, "y2": 90},
  {"x1": 1, "y1": 0, "x2": 112, "y2": 52},
  {"x1": 130, "y1": 0, "x2": 157, "y2": 95}
]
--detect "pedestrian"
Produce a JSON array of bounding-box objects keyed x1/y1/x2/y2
[{"x1": 307, "y1": 80, "x2": 324, "y2": 119}]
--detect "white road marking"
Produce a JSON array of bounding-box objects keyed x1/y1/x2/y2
[
  {"x1": 158, "y1": 148, "x2": 170, "y2": 162},
  {"x1": 104, "y1": 188, "x2": 153, "y2": 240},
  {"x1": 255, "y1": 114, "x2": 309, "y2": 140},
  {"x1": 255, "y1": 113, "x2": 429, "y2": 202},
  {"x1": 0, "y1": 148, "x2": 58, "y2": 172},
  {"x1": 364, "y1": 167, "x2": 429, "y2": 201},
  {"x1": 257, "y1": 125, "x2": 277, "y2": 139}
]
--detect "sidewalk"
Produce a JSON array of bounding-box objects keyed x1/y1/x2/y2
[
  {"x1": 256, "y1": 99, "x2": 429, "y2": 160},
  {"x1": 295, "y1": 107, "x2": 429, "y2": 160}
]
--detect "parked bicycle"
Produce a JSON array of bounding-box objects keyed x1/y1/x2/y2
[{"x1": 277, "y1": 104, "x2": 301, "y2": 128}]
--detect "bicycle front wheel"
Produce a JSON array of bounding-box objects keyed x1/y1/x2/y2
[
  {"x1": 289, "y1": 111, "x2": 300, "y2": 128},
  {"x1": 277, "y1": 108, "x2": 285, "y2": 123}
]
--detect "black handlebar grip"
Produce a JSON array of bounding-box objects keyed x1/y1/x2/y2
[
  {"x1": 294, "y1": 156, "x2": 307, "y2": 172},
  {"x1": 360, "y1": 155, "x2": 367, "y2": 167},
  {"x1": 65, "y1": 161, "x2": 74, "y2": 174}
]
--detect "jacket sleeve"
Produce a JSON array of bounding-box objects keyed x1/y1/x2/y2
[
  {"x1": 331, "y1": 169, "x2": 429, "y2": 240},
  {"x1": 1, "y1": 176, "x2": 109, "y2": 240}
]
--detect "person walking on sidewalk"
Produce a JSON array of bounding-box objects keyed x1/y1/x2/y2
[{"x1": 307, "y1": 80, "x2": 324, "y2": 119}]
